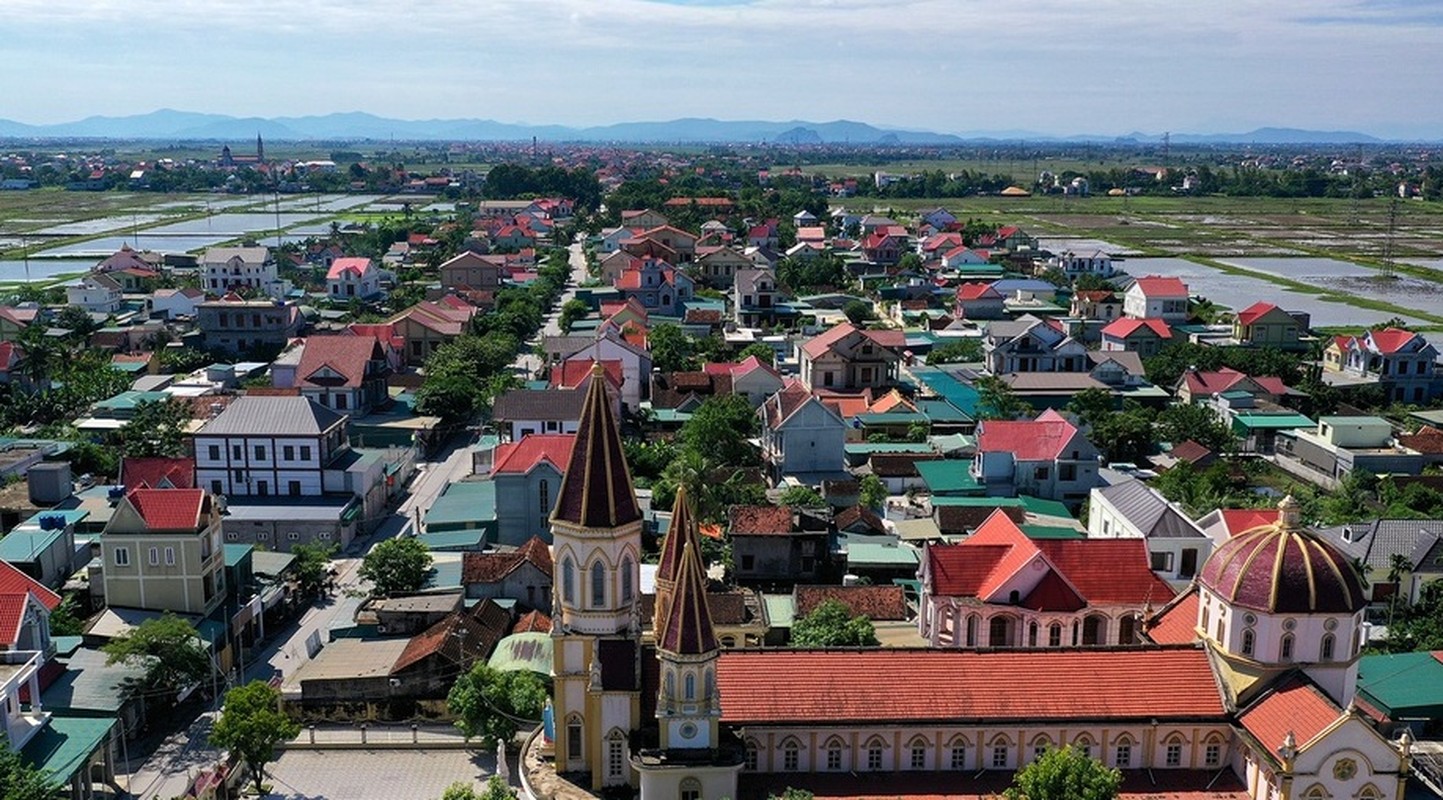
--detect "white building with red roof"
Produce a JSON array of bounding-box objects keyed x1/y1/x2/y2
[
  {"x1": 1124, "y1": 275, "x2": 1190, "y2": 323},
  {"x1": 972, "y1": 409, "x2": 1100, "y2": 505},
  {"x1": 490, "y1": 434, "x2": 575, "y2": 546},
  {"x1": 797, "y1": 322, "x2": 903, "y2": 393},
  {"x1": 1323, "y1": 327, "x2": 1441, "y2": 404},
  {"x1": 758, "y1": 380, "x2": 848, "y2": 482},
  {"x1": 325, "y1": 256, "x2": 382, "y2": 301},
  {"x1": 1101, "y1": 316, "x2": 1173, "y2": 357}
]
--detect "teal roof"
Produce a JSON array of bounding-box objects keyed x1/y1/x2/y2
[
  {"x1": 422, "y1": 558, "x2": 464, "y2": 592},
  {"x1": 223, "y1": 543, "x2": 254, "y2": 568},
  {"x1": 762, "y1": 594, "x2": 795, "y2": 628},
  {"x1": 928, "y1": 495, "x2": 1074, "y2": 519},
  {"x1": 110, "y1": 360, "x2": 148, "y2": 373},
  {"x1": 844, "y1": 541, "x2": 921, "y2": 567},
  {"x1": 1318, "y1": 415, "x2": 1391, "y2": 426},
  {"x1": 1018, "y1": 524, "x2": 1086, "y2": 540},
  {"x1": 0, "y1": 527, "x2": 64, "y2": 562},
  {"x1": 1356, "y1": 651, "x2": 1443, "y2": 719},
  {"x1": 912, "y1": 368, "x2": 980, "y2": 416},
  {"x1": 44, "y1": 646, "x2": 147, "y2": 714},
  {"x1": 417, "y1": 529, "x2": 487, "y2": 551},
  {"x1": 914, "y1": 399, "x2": 973, "y2": 424},
  {"x1": 1231, "y1": 412, "x2": 1315, "y2": 431},
  {"x1": 93, "y1": 390, "x2": 170, "y2": 411},
  {"x1": 487, "y1": 632, "x2": 553, "y2": 675},
  {"x1": 18, "y1": 509, "x2": 88, "y2": 529},
  {"x1": 855, "y1": 411, "x2": 929, "y2": 425},
  {"x1": 650, "y1": 408, "x2": 693, "y2": 424},
  {"x1": 22, "y1": 714, "x2": 114, "y2": 785},
  {"x1": 424, "y1": 481, "x2": 497, "y2": 531},
  {"x1": 915, "y1": 460, "x2": 983, "y2": 495}
]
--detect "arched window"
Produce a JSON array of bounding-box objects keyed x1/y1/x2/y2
[
  {"x1": 606, "y1": 729, "x2": 626, "y2": 778},
  {"x1": 1301, "y1": 785, "x2": 1329, "y2": 800},
  {"x1": 1280, "y1": 633, "x2": 1295, "y2": 662},
  {"x1": 1082, "y1": 614, "x2": 1106, "y2": 645},
  {"x1": 566, "y1": 715, "x2": 583, "y2": 760},
  {"x1": 1203, "y1": 734, "x2": 1224, "y2": 767},
  {"x1": 1031, "y1": 735, "x2": 1052, "y2": 761},
  {"x1": 744, "y1": 739, "x2": 759, "y2": 771},
  {"x1": 989, "y1": 616, "x2": 1011, "y2": 647},
  {"x1": 664, "y1": 670, "x2": 675, "y2": 700},
  {"x1": 966, "y1": 615, "x2": 978, "y2": 647},
  {"x1": 704, "y1": 668, "x2": 714, "y2": 698},
  {"x1": 679, "y1": 777, "x2": 702, "y2": 800},
  {"x1": 1074, "y1": 735, "x2": 1094, "y2": 759},
  {"x1": 1048, "y1": 623, "x2": 1063, "y2": 647},
  {"x1": 908, "y1": 736, "x2": 929, "y2": 770},
  {"x1": 1357, "y1": 784, "x2": 1383, "y2": 800},
  {"x1": 865, "y1": 737, "x2": 886, "y2": 771},
  {"x1": 1028, "y1": 621, "x2": 1039, "y2": 647},
  {"x1": 1118, "y1": 615, "x2": 1138, "y2": 644},
  {"x1": 782, "y1": 739, "x2": 801, "y2": 771},
  {"x1": 562, "y1": 558, "x2": 575, "y2": 604},
  {"x1": 1320, "y1": 633, "x2": 1335, "y2": 662},
  {"x1": 1164, "y1": 734, "x2": 1185, "y2": 767},
  {"x1": 948, "y1": 737, "x2": 969, "y2": 770},
  {"x1": 591, "y1": 560, "x2": 606, "y2": 608},
  {"x1": 1241, "y1": 628, "x2": 1256, "y2": 657},
  {"x1": 1215, "y1": 618, "x2": 1226, "y2": 644},
  {"x1": 684, "y1": 672, "x2": 696, "y2": 701},
  {"x1": 825, "y1": 737, "x2": 845, "y2": 771},
  {"x1": 990, "y1": 735, "x2": 1011, "y2": 769},
  {"x1": 1114, "y1": 735, "x2": 1134, "y2": 768},
  {"x1": 621, "y1": 556, "x2": 634, "y2": 603}
]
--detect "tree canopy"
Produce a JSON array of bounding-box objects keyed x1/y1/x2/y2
[
  {"x1": 118, "y1": 398, "x2": 192, "y2": 459},
  {"x1": 360, "y1": 537, "x2": 434, "y2": 597},
  {"x1": 447, "y1": 662, "x2": 550, "y2": 747},
  {"x1": 1005, "y1": 745, "x2": 1122, "y2": 800},
  {"x1": 210, "y1": 681, "x2": 301, "y2": 797},
  {"x1": 791, "y1": 599, "x2": 879, "y2": 647},
  {"x1": 102, "y1": 613, "x2": 212, "y2": 703},
  {"x1": 0, "y1": 746, "x2": 61, "y2": 800},
  {"x1": 440, "y1": 777, "x2": 516, "y2": 800}
]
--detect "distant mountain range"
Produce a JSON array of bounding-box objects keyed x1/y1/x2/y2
[{"x1": 0, "y1": 109, "x2": 1406, "y2": 144}]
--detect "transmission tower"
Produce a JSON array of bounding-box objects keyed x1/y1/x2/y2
[{"x1": 1381, "y1": 196, "x2": 1399, "y2": 279}]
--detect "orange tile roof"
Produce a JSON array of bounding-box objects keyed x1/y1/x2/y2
[
  {"x1": 1035, "y1": 539, "x2": 1175, "y2": 606},
  {"x1": 717, "y1": 647, "x2": 1224, "y2": 725},
  {"x1": 126, "y1": 488, "x2": 205, "y2": 530},
  {"x1": 795, "y1": 585, "x2": 908, "y2": 621},
  {"x1": 728, "y1": 505, "x2": 794, "y2": 536},
  {"x1": 1147, "y1": 590, "x2": 1201, "y2": 645},
  {"x1": 977, "y1": 417, "x2": 1079, "y2": 461},
  {"x1": 490, "y1": 434, "x2": 576, "y2": 476},
  {"x1": 1238, "y1": 676, "x2": 1340, "y2": 754}
]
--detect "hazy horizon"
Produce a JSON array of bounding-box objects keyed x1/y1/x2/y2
[{"x1": 3, "y1": 0, "x2": 1441, "y2": 140}]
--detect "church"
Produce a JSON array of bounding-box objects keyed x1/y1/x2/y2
[{"x1": 546, "y1": 368, "x2": 1418, "y2": 800}]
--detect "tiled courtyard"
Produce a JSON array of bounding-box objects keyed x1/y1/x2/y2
[{"x1": 263, "y1": 749, "x2": 498, "y2": 800}]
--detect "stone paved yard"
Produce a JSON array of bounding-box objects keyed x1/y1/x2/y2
[{"x1": 263, "y1": 749, "x2": 496, "y2": 800}]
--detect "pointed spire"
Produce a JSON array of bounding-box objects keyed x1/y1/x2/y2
[
  {"x1": 657, "y1": 484, "x2": 697, "y2": 587},
  {"x1": 657, "y1": 539, "x2": 719, "y2": 656},
  {"x1": 551, "y1": 361, "x2": 640, "y2": 530}
]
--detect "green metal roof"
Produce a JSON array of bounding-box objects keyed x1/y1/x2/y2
[
  {"x1": 1356, "y1": 651, "x2": 1443, "y2": 719},
  {"x1": 487, "y1": 632, "x2": 553, "y2": 675},
  {"x1": 0, "y1": 528, "x2": 64, "y2": 562},
  {"x1": 223, "y1": 543, "x2": 254, "y2": 569},
  {"x1": 912, "y1": 367, "x2": 981, "y2": 416},
  {"x1": 762, "y1": 594, "x2": 795, "y2": 628},
  {"x1": 845, "y1": 541, "x2": 921, "y2": 567},
  {"x1": 1230, "y1": 412, "x2": 1315, "y2": 431},
  {"x1": 915, "y1": 460, "x2": 983, "y2": 495},
  {"x1": 928, "y1": 495, "x2": 1074, "y2": 519},
  {"x1": 855, "y1": 411, "x2": 929, "y2": 425},
  {"x1": 417, "y1": 529, "x2": 487, "y2": 551},
  {"x1": 914, "y1": 399, "x2": 973, "y2": 424},
  {"x1": 424, "y1": 481, "x2": 497, "y2": 531},
  {"x1": 1018, "y1": 524, "x2": 1086, "y2": 540},
  {"x1": 43, "y1": 646, "x2": 148, "y2": 714},
  {"x1": 22, "y1": 714, "x2": 114, "y2": 785},
  {"x1": 93, "y1": 390, "x2": 170, "y2": 411},
  {"x1": 845, "y1": 443, "x2": 935, "y2": 455}
]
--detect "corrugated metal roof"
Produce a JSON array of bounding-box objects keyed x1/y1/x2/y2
[
  {"x1": 1094, "y1": 479, "x2": 1208, "y2": 539},
  {"x1": 198, "y1": 395, "x2": 346, "y2": 436}
]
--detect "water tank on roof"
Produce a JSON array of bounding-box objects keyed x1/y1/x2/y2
[{"x1": 27, "y1": 461, "x2": 72, "y2": 506}]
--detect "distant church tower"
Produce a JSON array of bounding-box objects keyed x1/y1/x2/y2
[
  {"x1": 550, "y1": 364, "x2": 643, "y2": 790},
  {"x1": 256, "y1": 133, "x2": 265, "y2": 164}
]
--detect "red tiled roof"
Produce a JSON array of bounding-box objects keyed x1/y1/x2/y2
[
  {"x1": 795, "y1": 585, "x2": 908, "y2": 621},
  {"x1": 728, "y1": 505, "x2": 794, "y2": 536},
  {"x1": 326, "y1": 257, "x2": 372, "y2": 280},
  {"x1": 1215, "y1": 508, "x2": 1278, "y2": 537},
  {"x1": 120, "y1": 456, "x2": 196, "y2": 490},
  {"x1": 977, "y1": 417, "x2": 1078, "y2": 461},
  {"x1": 491, "y1": 434, "x2": 576, "y2": 476},
  {"x1": 0, "y1": 560, "x2": 62, "y2": 647},
  {"x1": 762, "y1": 379, "x2": 816, "y2": 429},
  {"x1": 298, "y1": 335, "x2": 383, "y2": 389},
  {"x1": 551, "y1": 369, "x2": 640, "y2": 529},
  {"x1": 1147, "y1": 590, "x2": 1200, "y2": 646},
  {"x1": 1036, "y1": 539, "x2": 1175, "y2": 606},
  {"x1": 1238, "y1": 676, "x2": 1340, "y2": 754},
  {"x1": 126, "y1": 488, "x2": 205, "y2": 530},
  {"x1": 927, "y1": 543, "x2": 1012, "y2": 595},
  {"x1": 1368, "y1": 327, "x2": 1417, "y2": 354},
  {"x1": 800, "y1": 321, "x2": 902, "y2": 359},
  {"x1": 461, "y1": 536, "x2": 553, "y2": 584},
  {"x1": 1018, "y1": 569, "x2": 1086, "y2": 612},
  {"x1": 1400, "y1": 425, "x2": 1443, "y2": 455},
  {"x1": 717, "y1": 647, "x2": 1225, "y2": 725},
  {"x1": 392, "y1": 600, "x2": 511, "y2": 674},
  {"x1": 512, "y1": 609, "x2": 552, "y2": 634},
  {"x1": 1132, "y1": 276, "x2": 1188, "y2": 297},
  {"x1": 550, "y1": 359, "x2": 622, "y2": 390},
  {"x1": 955, "y1": 282, "x2": 1001, "y2": 301},
  {"x1": 1102, "y1": 317, "x2": 1172, "y2": 340},
  {"x1": 1235, "y1": 301, "x2": 1280, "y2": 326}
]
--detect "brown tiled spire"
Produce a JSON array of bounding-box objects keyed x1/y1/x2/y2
[
  {"x1": 550, "y1": 362, "x2": 641, "y2": 530},
  {"x1": 653, "y1": 484, "x2": 698, "y2": 632},
  {"x1": 657, "y1": 539, "x2": 719, "y2": 656}
]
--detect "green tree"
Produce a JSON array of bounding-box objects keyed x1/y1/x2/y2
[
  {"x1": 648, "y1": 322, "x2": 696, "y2": 373},
  {"x1": 557, "y1": 298, "x2": 589, "y2": 333},
  {"x1": 1065, "y1": 387, "x2": 1116, "y2": 429},
  {"x1": 791, "y1": 599, "x2": 879, "y2": 647},
  {"x1": 678, "y1": 394, "x2": 758, "y2": 469},
  {"x1": 926, "y1": 338, "x2": 983, "y2": 365},
  {"x1": 737, "y1": 342, "x2": 777, "y2": 366},
  {"x1": 117, "y1": 398, "x2": 191, "y2": 458},
  {"x1": 1005, "y1": 745, "x2": 1122, "y2": 800},
  {"x1": 290, "y1": 542, "x2": 338, "y2": 599},
  {"x1": 859, "y1": 474, "x2": 887, "y2": 510},
  {"x1": 1156, "y1": 403, "x2": 1234, "y2": 453},
  {"x1": 778, "y1": 486, "x2": 825, "y2": 507},
  {"x1": 103, "y1": 613, "x2": 212, "y2": 703},
  {"x1": 360, "y1": 537, "x2": 434, "y2": 597},
  {"x1": 0, "y1": 746, "x2": 61, "y2": 800},
  {"x1": 441, "y1": 777, "x2": 515, "y2": 800},
  {"x1": 843, "y1": 300, "x2": 875, "y2": 326},
  {"x1": 1384, "y1": 579, "x2": 1443, "y2": 652},
  {"x1": 210, "y1": 680, "x2": 301, "y2": 797},
  {"x1": 975, "y1": 375, "x2": 1033, "y2": 420},
  {"x1": 47, "y1": 594, "x2": 85, "y2": 637},
  {"x1": 1089, "y1": 408, "x2": 1156, "y2": 464},
  {"x1": 447, "y1": 663, "x2": 549, "y2": 746}
]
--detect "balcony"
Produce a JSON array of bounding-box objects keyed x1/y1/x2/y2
[{"x1": 0, "y1": 650, "x2": 51, "y2": 751}]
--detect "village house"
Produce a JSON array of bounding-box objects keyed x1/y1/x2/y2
[
  {"x1": 1087, "y1": 479, "x2": 1213, "y2": 584},
  {"x1": 1046, "y1": 249, "x2": 1116, "y2": 279},
  {"x1": 983, "y1": 315, "x2": 1089, "y2": 375},
  {"x1": 1100, "y1": 317, "x2": 1173, "y2": 357},
  {"x1": 325, "y1": 257, "x2": 382, "y2": 301},
  {"x1": 149, "y1": 287, "x2": 204, "y2": 320},
  {"x1": 797, "y1": 322, "x2": 903, "y2": 392},
  {"x1": 438, "y1": 251, "x2": 504, "y2": 293},
  {"x1": 733, "y1": 268, "x2": 783, "y2": 328},
  {"x1": 491, "y1": 388, "x2": 586, "y2": 442},
  {"x1": 1275, "y1": 415, "x2": 1425, "y2": 489},
  {"x1": 201, "y1": 246, "x2": 288, "y2": 299},
  {"x1": 615, "y1": 258, "x2": 695, "y2": 317},
  {"x1": 388, "y1": 296, "x2": 479, "y2": 367},
  {"x1": 195, "y1": 296, "x2": 306, "y2": 355},
  {"x1": 1069, "y1": 290, "x2": 1123, "y2": 323},
  {"x1": 270, "y1": 335, "x2": 391, "y2": 416},
  {"x1": 758, "y1": 381, "x2": 848, "y2": 482},
  {"x1": 461, "y1": 536, "x2": 553, "y2": 609},
  {"x1": 542, "y1": 331, "x2": 652, "y2": 411},
  {"x1": 972, "y1": 410, "x2": 1100, "y2": 506},
  {"x1": 728, "y1": 504, "x2": 835, "y2": 585},
  {"x1": 692, "y1": 245, "x2": 752, "y2": 289},
  {"x1": 953, "y1": 283, "x2": 1006, "y2": 321},
  {"x1": 1313, "y1": 519, "x2": 1443, "y2": 607},
  {"x1": 65, "y1": 273, "x2": 122, "y2": 314},
  {"x1": 1123, "y1": 275, "x2": 1190, "y2": 323},
  {"x1": 490, "y1": 435, "x2": 575, "y2": 546},
  {"x1": 1323, "y1": 327, "x2": 1442, "y2": 404},
  {"x1": 99, "y1": 488, "x2": 226, "y2": 617},
  {"x1": 1232, "y1": 301, "x2": 1307, "y2": 350}
]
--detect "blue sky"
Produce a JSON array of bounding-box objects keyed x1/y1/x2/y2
[{"x1": 2, "y1": 0, "x2": 1441, "y2": 138}]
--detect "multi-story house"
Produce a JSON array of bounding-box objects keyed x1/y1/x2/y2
[
  {"x1": 201, "y1": 246, "x2": 287, "y2": 299},
  {"x1": 1275, "y1": 415, "x2": 1425, "y2": 489},
  {"x1": 1046, "y1": 249, "x2": 1116, "y2": 279},
  {"x1": 542, "y1": 331, "x2": 652, "y2": 411},
  {"x1": 635, "y1": 226, "x2": 697, "y2": 262},
  {"x1": 972, "y1": 409, "x2": 1100, "y2": 506},
  {"x1": 66, "y1": 273, "x2": 122, "y2": 314},
  {"x1": 983, "y1": 315, "x2": 1088, "y2": 375},
  {"x1": 1069, "y1": 290, "x2": 1123, "y2": 323},
  {"x1": 192, "y1": 396, "x2": 384, "y2": 549},
  {"x1": 388, "y1": 296, "x2": 479, "y2": 367},
  {"x1": 100, "y1": 488, "x2": 226, "y2": 616},
  {"x1": 1123, "y1": 276, "x2": 1189, "y2": 323},
  {"x1": 150, "y1": 287, "x2": 205, "y2": 320},
  {"x1": 615, "y1": 258, "x2": 694, "y2": 316},
  {"x1": 733, "y1": 268, "x2": 781, "y2": 328},
  {"x1": 271, "y1": 335, "x2": 391, "y2": 415},
  {"x1": 1232, "y1": 302, "x2": 1306, "y2": 350},
  {"x1": 1100, "y1": 317, "x2": 1173, "y2": 357},
  {"x1": 438, "y1": 251, "x2": 504, "y2": 293},
  {"x1": 759, "y1": 381, "x2": 848, "y2": 481},
  {"x1": 196, "y1": 297, "x2": 305, "y2": 355},
  {"x1": 1323, "y1": 327, "x2": 1441, "y2": 404},
  {"x1": 1087, "y1": 479, "x2": 1213, "y2": 585},
  {"x1": 954, "y1": 283, "x2": 1005, "y2": 320},
  {"x1": 326, "y1": 257, "x2": 382, "y2": 301},
  {"x1": 491, "y1": 388, "x2": 586, "y2": 442},
  {"x1": 798, "y1": 322, "x2": 902, "y2": 392},
  {"x1": 728, "y1": 504, "x2": 835, "y2": 585},
  {"x1": 490, "y1": 434, "x2": 574, "y2": 546}
]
